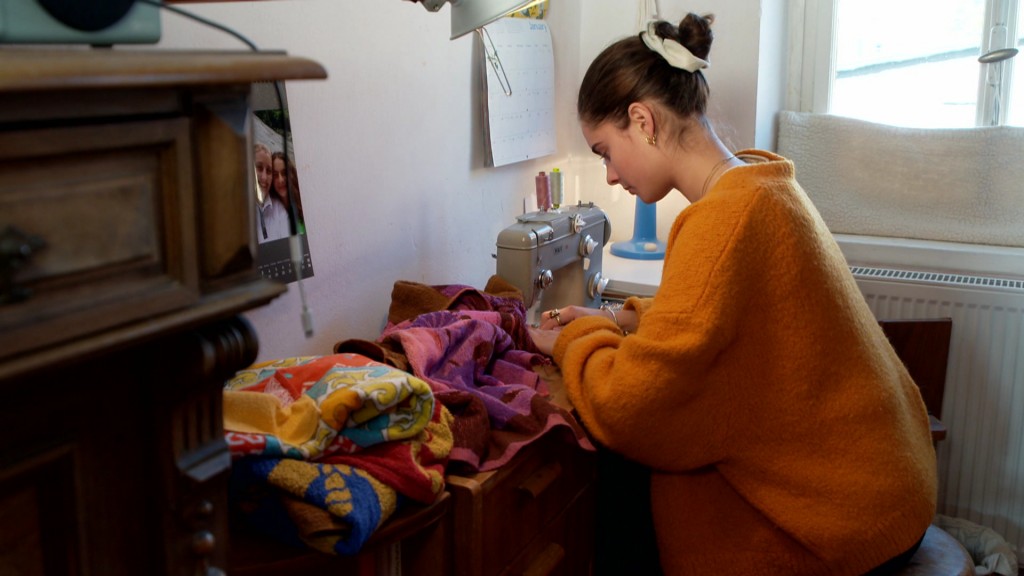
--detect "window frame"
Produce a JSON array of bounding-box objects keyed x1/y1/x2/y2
[{"x1": 788, "y1": 0, "x2": 1021, "y2": 126}]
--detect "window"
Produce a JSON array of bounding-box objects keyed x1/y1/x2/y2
[{"x1": 795, "y1": 0, "x2": 1022, "y2": 127}]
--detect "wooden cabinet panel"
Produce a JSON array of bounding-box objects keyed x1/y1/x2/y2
[
  {"x1": 504, "y1": 484, "x2": 596, "y2": 576},
  {"x1": 0, "y1": 318, "x2": 251, "y2": 576},
  {"x1": 0, "y1": 118, "x2": 199, "y2": 362},
  {"x1": 447, "y1": 433, "x2": 597, "y2": 576},
  {"x1": 190, "y1": 86, "x2": 257, "y2": 281},
  {"x1": 0, "y1": 448, "x2": 79, "y2": 576}
]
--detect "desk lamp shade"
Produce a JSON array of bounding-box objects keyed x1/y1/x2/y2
[
  {"x1": 419, "y1": 0, "x2": 547, "y2": 39},
  {"x1": 610, "y1": 198, "x2": 666, "y2": 260},
  {"x1": 451, "y1": 0, "x2": 546, "y2": 38}
]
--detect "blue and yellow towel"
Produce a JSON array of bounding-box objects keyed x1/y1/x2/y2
[{"x1": 224, "y1": 353, "x2": 453, "y2": 555}]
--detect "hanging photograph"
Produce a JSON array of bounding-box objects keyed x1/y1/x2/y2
[{"x1": 251, "y1": 81, "x2": 314, "y2": 283}]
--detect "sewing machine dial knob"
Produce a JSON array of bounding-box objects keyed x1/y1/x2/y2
[
  {"x1": 580, "y1": 234, "x2": 599, "y2": 257},
  {"x1": 537, "y1": 269, "x2": 553, "y2": 290},
  {"x1": 571, "y1": 213, "x2": 585, "y2": 233}
]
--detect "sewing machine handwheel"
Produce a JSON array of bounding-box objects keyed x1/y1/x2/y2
[
  {"x1": 536, "y1": 269, "x2": 553, "y2": 290},
  {"x1": 588, "y1": 272, "x2": 608, "y2": 299}
]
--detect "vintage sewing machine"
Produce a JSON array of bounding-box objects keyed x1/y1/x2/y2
[{"x1": 496, "y1": 202, "x2": 611, "y2": 319}]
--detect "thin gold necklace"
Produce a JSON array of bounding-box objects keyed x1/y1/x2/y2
[{"x1": 699, "y1": 155, "x2": 737, "y2": 199}]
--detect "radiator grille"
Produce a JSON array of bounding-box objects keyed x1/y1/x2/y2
[{"x1": 850, "y1": 266, "x2": 1024, "y2": 292}]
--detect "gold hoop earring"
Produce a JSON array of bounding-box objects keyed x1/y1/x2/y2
[{"x1": 638, "y1": 124, "x2": 656, "y2": 146}]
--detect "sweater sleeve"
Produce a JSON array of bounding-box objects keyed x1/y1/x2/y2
[
  {"x1": 622, "y1": 296, "x2": 652, "y2": 321},
  {"x1": 553, "y1": 182, "x2": 763, "y2": 471}
]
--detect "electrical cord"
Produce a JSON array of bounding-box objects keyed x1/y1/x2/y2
[
  {"x1": 138, "y1": 0, "x2": 257, "y2": 50},
  {"x1": 138, "y1": 0, "x2": 314, "y2": 337}
]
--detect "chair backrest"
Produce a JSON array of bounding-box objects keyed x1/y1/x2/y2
[{"x1": 878, "y1": 318, "x2": 953, "y2": 418}]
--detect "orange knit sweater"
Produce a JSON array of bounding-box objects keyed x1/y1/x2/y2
[{"x1": 553, "y1": 150, "x2": 937, "y2": 575}]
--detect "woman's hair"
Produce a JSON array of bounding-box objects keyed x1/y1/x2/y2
[
  {"x1": 271, "y1": 151, "x2": 304, "y2": 221},
  {"x1": 271, "y1": 151, "x2": 293, "y2": 188},
  {"x1": 578, "y1": 13, "x2": 715, "y2": 133}
]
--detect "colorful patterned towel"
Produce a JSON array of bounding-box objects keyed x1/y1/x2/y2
[
  {"x1": 224, "y1": 353, "x2": 453, "y2": 555},
  {"x1": 334, "y1": 276, "x2": 594, "y2": 474}
]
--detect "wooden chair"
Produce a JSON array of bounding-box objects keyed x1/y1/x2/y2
[
  {"x1": 876, "y1": 318, "x2": 974, "y2": 575},
  {"x1": 878, "y1": 318, "x2": 953, "y2": 444}
]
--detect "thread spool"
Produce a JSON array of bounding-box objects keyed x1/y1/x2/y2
[
  {"x1": 550, "y1": 168, "x2": 563, "y2": 209},
  {"x1": 535, "y1": 171, "x2": 550, "y2": 211}
]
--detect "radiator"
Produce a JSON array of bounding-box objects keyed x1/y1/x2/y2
[{"x1": 840, "y1": 235, "x2": 1024, "y2": 552}]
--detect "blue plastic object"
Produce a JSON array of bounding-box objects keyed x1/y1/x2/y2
[{"x1": 610, "y1": 198, "x2": 666, "y2": 260}]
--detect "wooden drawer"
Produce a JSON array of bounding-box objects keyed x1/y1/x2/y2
[
  {"x1": 503, "y1": 483, "x2": 595, "y2": 576},
  {"x1": 447, "y1": 433, "x2": 597, "y2": 576},
  {"x1": 0, "y1": 118, "x2": 199, "y2": 362},
  {"x1": 229, "y1": 492, "x2": 452, "y2": 576}
]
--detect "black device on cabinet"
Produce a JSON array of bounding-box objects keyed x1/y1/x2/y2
[{"x1": 0, "y1": 0, "x2": 160, "y2": 44}]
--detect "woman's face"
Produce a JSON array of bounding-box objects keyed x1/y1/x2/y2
[
  {"x1": 254, "y1": 149, "x2": 273, "y2": 198},
  {"x1": 581, "y1": 119, "x2": 671, "y2": 204},
  {"x1": 272, "y1": 157, "x2": 289, "y2": 202}
]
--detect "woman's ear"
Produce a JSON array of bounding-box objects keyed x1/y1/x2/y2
[{"x1": 628, "y1": 102, "x2": 656, "y2": 140}]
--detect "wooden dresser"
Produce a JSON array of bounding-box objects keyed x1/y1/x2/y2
[
  {"x1": 446, "y1": 434, "x2": 598, "y2": 576},
  {"x1": 445, "y1": 367, "x2": 598, "y2": 576},
  {"x1": 0, "y1": 49, "x2": 325, "y2": 576}
]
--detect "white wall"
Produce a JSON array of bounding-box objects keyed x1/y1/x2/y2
[
  {"x1": 756, "y1": 0, "x2": 789, "y2": 150},
  {"x1": 155, "y1": 0, "x2": 775, "y2": 362}
]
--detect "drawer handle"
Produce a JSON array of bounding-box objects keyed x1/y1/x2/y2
[
  {"x1": 523, "y1": 542, "x2": 565, "y2": 576},
  {"x1": 0, "y1": 225, "x2": 46, "y2": 305},
  {"x1": 518, "y1": 461, "x2": 562, "y2": 499}
]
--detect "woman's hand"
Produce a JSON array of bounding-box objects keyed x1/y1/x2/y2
[
  {"x1": 528, "y1": 325, "x2": 560, "y2": 356},
  {"x1": 538, "y1": 305, "x2": 601, "y2": 330},
  {"x1": 531, "y1": 304, "x2": 637, "y2": 355},
  {"x1": 539, "y1": 304, "x2": 636, "y2": 333}
]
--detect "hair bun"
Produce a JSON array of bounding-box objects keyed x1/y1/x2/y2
[
  {"x1": 659, "y1": 12, "x2": 714, "y2": 62},
  {"x1": 578, "y1": 13, "x2": 714, "y2": 126}
]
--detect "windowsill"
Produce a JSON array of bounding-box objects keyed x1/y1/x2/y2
[{"x1": 834, "y1": 233, "x2": 1024, "y2": 279}]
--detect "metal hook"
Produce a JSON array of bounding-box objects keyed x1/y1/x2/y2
[
  {"x1": 478, "y1": 27, "x2": 512, "y2": 96},
  {"x1": 978, "y1": 47, "x2": 1019, "y2": 64},
  {"x1": 978, "y1": 47, "x2": 1019, "y2": 125}
]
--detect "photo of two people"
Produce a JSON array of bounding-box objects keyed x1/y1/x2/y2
[{"x1": 252, "y1": 81, "x2": 314, "y2": 283}]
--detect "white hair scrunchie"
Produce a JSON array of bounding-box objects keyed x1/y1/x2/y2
[{"x1": 640, "y1": 20, "x2": 709, "y2": 73}]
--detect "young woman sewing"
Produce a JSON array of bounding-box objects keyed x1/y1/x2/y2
[{"x1": 527, "y1": 13, "x2": 937, "y2": 576}]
